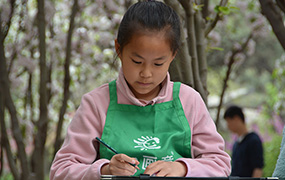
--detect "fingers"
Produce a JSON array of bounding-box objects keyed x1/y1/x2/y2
[
  {"x1": 144, "y1": 161, "x2": 187, "y2": 177},
  {"x1": 109, "y1": 154, "x2": 140, "y2": 176},
  {"x1": 114, "y1": 154, "x2": 139, "y2": 166}
]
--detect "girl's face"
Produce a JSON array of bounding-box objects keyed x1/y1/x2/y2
[{"x1": 115, "y1": 31, "x2": 176, "y2": 101}]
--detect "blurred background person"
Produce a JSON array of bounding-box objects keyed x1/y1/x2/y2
[{"x1": 224, "y1": 105, "x2": 264, "y2": 177}]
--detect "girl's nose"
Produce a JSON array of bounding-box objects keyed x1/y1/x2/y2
[{"x1": 140, "y1": 66, "x2": 152, "y2": 78}]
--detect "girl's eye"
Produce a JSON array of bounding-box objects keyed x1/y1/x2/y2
[
  {"x1": 132, "y1": 59, "x2": 141, "y2": 64},
  {"x1": 154, "y1": 63, "x2": 163, "y2": 66}
]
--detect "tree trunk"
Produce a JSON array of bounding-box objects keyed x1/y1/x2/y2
[
  {"x1": 259, "y1": 0, "x2": 285, "y2": 50},
  {"x1": 165, "y1": 0, "x2": 228, "y2": 104},
  {"x1": 194, "y1": 0, "x2": 208, "y2": 104},
  {"x1": 33, "y1": 0, "x2": 48, "y2": 179},
  {"x1": 54, "y1": 0, "x2": 79, "y2": 156},
  {"x1": 165, "y1": 0, "x2": 194, "y2": 86},
  {"x1": 0, "y1": 39, "x2": 20, "y2": 180},
  {"x1": 0, "y1": 1, "x2": 31, "y2": 179},
  {"x1": 179, "y1": 0, "x2": 206, "y2": 102}
]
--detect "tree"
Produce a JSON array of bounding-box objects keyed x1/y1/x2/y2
[
  {"x1": 53, "y1": 0, "x2": 79, "y2": 157},
  {"x1": 0, "y1": 0, "x2": 284, "y2": 179},
  {"x1": 165, "y1": 0, "x2": 230, "y2": 104},
  {"x1": 0, "y1": 1, "x2": 31, "y2": 179},
  {"x1": 259, "y1": 0, "x2": 285, "y2": 50}
]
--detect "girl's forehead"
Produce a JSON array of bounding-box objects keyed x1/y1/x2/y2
[
  {"x1": 129, "y1": 29, "x2": 168, "y2": 43},
  {"x1": 129, "y1": 32, "x2": 170, "y2": 47},
  {"x1": 122, "y1": 32, "x2": 173, "y2": 58}
]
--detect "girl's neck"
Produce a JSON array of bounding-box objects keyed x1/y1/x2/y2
[{"x1": 131, "y1": 83, "x2": 162, "y2": 101}]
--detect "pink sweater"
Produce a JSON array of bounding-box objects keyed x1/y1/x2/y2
[{"x1": 50, "y1": 69, "x2": 231, "y2": 180}]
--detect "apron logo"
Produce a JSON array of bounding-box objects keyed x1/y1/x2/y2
[{"x1": 133, "y1": 136, "x2": 161, "y2": 150}]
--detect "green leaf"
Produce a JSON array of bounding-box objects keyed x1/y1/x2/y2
[
  {"x1": 206, "y1": 16, "x2": 213, "y2": 21},
  {"x1": 214, "y1": 5, "x2": 220, "y2": 13},
  {"x1": 219, "y1": 6, "x2": 230, "y2": 15},
  {"x1": 193, "y1": 2, "x2": 204, "y2": 11},
  {"x1": 209, "y1": 47, "x2": 224, "y2": 51},
  {"x1": 229, "y1": 6, "x2": 240, "y2": 11}
]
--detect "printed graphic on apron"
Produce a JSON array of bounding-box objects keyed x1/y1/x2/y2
[
  {"x1": 161, "y1": 151, "x2": 174, "y2": 161},
  {"x1": 142, "y1": 155, "x2": 157, "y2": 170},
  {"x1": 133, "y1": 136, "x2": 161, "y2": 150},
  {"x1": 141, "y1": 152, "x2": 175, "y2": 170}
]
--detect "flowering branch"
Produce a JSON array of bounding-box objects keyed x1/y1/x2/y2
[{"x1": 215, "y1": 33, "x2": 253, "y2": 128}]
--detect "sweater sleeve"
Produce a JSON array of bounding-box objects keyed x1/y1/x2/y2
[
  {"x1": 176, "y1": 84, "x2": 231, "y2": 177},
  {"x1": 50, "y1": 85, "x2": 110, "y2": 180}
]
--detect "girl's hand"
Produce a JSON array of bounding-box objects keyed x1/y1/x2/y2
[
  {"x1": 143, "y1": 161, "x2": 187, "y2": 177},
  {"x1": 101, "y1": 154, "x2": 139, "y2": 176}
]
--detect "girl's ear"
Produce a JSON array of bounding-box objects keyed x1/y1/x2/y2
[
  {"x1": 114, "y1": 39, "x2": 121, "y2": 58},
  {"x1": 171, "y1": 51, "x2": 178, "y2": 62}
]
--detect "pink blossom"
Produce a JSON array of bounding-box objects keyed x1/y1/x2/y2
[
  {"x1": 236, "y1": 1, "x2": 247, "y2": 11},
  {"x1": 105, "y1": 0, "x2": 118, "y2": 12},
  {"x1": 208, "y1": 31, "x2": 221, "y2": 47},
  {"x1": 233, "y1": 52, "x2": 246, "y2": 66},
  {"x1": 233, "y1": 42, "x2": 242, "y2": 50},
  {"x1": 10, "y1": 76, "x2": 23, "y2": 88},
  {"x1": 271, "y1": 115, "x2": 284, "y2": 135},
  {"x1": 17, "y1": 55, "x2": 37, "y2": 73},
  {"x1": 45, "y1": 0, "x2": 56, "y2": 24},
  {"x1": 251, "y1": 123, "x2": 260, "y2": 133},
  {"x1": 112, "y1": 14, "x2": 123, "y2": 25},
  {"x1": 246, "y1": 39, "x2": 256, "y2": 56},
  {"x1": 224, "y1": 52, "x2": 232, "y2": 65},
  {"x1": 0, "y1": 2, "x2": 11, "y2": 23},
  {"x1": 98, "y1": 32, "x2": 113, "y2": 47},
  {"x1": 85, "y1": 3, "x2": 99, "y2": 15}
]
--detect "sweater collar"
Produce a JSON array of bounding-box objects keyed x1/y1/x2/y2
[{"x1": 117, "y1": 68, "x2": 170, "y2": 106}]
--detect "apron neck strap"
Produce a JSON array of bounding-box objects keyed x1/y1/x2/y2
[
  {"x1": 109, "y1": 80, "x2": 117, "y2": 106},
  {"x1": 108, "y1": 80, "x2": 181, "y2": 105},
  {"x1": 172, "y1": 82, "x2": 181, "y2": 100}
]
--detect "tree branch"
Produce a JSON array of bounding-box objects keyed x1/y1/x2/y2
[
  {"x1": 195, "y1": 0, "x2": 208, "y2": 103},
  {"x1": 204, "y1": 0, "x2": 228, "y2": 36},
  {"x1": 201, "y1": 0, "x2": 209, "y2": 20},
  {"x1": 164, "y1": 0, "x2": 194, "y2": 86},
  {"x1": 276, "y1": 0, "x2": 285, "y2": 14},
  {"x1": 0, "y1": 0, "x2": 16, "y2": 42},
  {"x1": 179, "y1": 0, "x2": 205, "y2": 101},
  {"x1": 164, "y1": 0, "x2": 185, "y2": 20},
  {"x1": 0, "y1": 1, "x2": 30, "y2": 179},
  {"x1": 215, "y1": 33, "x2": 253, "y2": 128},
  {"x1": 259, "y1": 0, "x2": 285, "y2": 50},
  {"x1": 0, "y1": 98, "x2": 20, "y2": 180},
  {"x1": 54, "y1": 0, "x2": 79, "y2": 156},
  {"x1": 0, "y1": 66, "x2": 19, "y2": 179}
]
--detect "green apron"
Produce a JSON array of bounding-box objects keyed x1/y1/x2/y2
[{"x1": 100, "y1": 80, "x2": 192, "y2": 175}]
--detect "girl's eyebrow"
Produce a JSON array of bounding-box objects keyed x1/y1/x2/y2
[
  {"x1": 131, "y1": 52, "x2": 166, "y2": 60},
  {"x1": 132, "y1": 52, "x2": 144, "y2": 59}
]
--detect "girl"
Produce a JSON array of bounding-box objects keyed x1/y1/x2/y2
[{"x1": 50, "y1": 1, "x2": 231, "y2": 179}]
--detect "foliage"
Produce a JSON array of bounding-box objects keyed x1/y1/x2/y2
[
  {"x1": 263, "y1": 134, "x2": 282, "y2": 177},
  {"x1": 264, "y1": 54, "x2": 285, "y2": 118},
  {"x1": 0, "y1": 173, "x2": 13, "y2": 180},
  {"x1": 217, "y1": 50, "x2": 285, "y2": 177},
  {"x1": 0, "y1": 0, "x2": 284, "y2": 179}
]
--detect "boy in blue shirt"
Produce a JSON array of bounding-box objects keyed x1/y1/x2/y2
[{"x1": 224, "y1": 105, "x2": 264, "y2": 177}]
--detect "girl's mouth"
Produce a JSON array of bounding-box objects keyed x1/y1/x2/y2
[{"x1": 137, "y1": 82, "x2": 152, "y2": 86}]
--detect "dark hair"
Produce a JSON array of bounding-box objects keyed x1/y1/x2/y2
[
  {"x1": 117, "y1": 0, "x2": 181, "y2": 55},
  {"x1": 223, "y1": 105, "x2": 245, "y2": 123}
]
